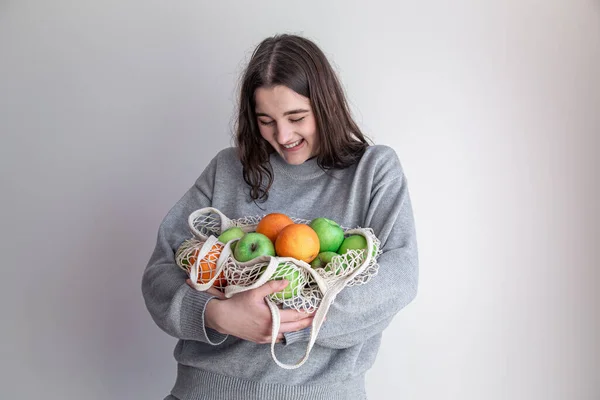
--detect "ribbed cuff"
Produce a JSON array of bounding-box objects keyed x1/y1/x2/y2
[
  {"x1": 283, "y1": 326, "x2": 311, "y2": 346},
  {"x1": 180, "y1": 288, "x2": 228, "y2": 345}
]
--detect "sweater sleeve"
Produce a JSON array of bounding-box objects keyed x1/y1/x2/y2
[
  {"x1": 141, "y1": 156, "x2": 229, "y2": 345},
  {"x1": 312, "y1": 152, "x2": 419, "y2": 349}
]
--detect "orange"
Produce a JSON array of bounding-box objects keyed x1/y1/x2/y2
[
  {"x1": 256, "y1": 213, "x2": 294, "y2": 244},
  {"x1": 275, "y1": 224, "x2": 320, "y2": 263},
  {"x1": 190, "y1": 242, "x2": 227, "y2": 288}
]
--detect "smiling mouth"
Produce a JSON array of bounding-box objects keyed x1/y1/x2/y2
[{"x1": 282, "y1": 139, "x2": 303, "y2": 149}]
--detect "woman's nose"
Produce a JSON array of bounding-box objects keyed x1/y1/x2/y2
[{"x1": 276, "y1": 122, "x2": 294, "y2": 144}]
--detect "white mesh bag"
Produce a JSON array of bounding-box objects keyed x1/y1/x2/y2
[{"x1": 175, "y1": 207, "x2": 381, "y2": 369}]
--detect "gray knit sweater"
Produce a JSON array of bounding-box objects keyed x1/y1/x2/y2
[{"x1": 142, "y1": 145, "x2": 418, "y2": 400}]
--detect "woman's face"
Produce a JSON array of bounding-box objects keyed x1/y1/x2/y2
[{"x1": 254, "y1": 85, "x2": 320, "y2": 165}]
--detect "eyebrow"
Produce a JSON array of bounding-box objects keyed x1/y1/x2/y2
[{"x1": 255, "y1": 109, "x2": 310, "y2": 118}]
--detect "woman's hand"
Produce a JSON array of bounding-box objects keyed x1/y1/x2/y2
[{"x1": 203, "y1": 280, "x2": 314, "y2": 344}]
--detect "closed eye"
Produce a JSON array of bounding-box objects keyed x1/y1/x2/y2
[
  {"x1": 258, "y1": 119, "x2": 275, "y2": 126},
  {"x1": 258, "y1": 116, "x2": 305, "y2": 126},
  {"x1": 290, "y1": 116, "x2": 306, "y2": 123}
]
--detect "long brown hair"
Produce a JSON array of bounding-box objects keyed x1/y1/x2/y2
[{"x1": 235, "y1": 34, "x2": 370, "y2": 202}]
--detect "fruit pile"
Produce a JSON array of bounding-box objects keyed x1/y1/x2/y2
[
  {"x1": 175, "y1": 207, "x2": 381, "y2": 369},
  {"x1": 176, "y1": 211, "x2": 379, "y2": 303}
]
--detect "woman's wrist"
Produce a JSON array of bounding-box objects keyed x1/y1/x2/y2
[{"x1": 205, "y1": 298, "x2": 226, "y2": 334}]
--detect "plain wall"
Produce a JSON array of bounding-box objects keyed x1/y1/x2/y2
[{"x1": 1, "y1": 1, "x2": 598, "y2": 399}]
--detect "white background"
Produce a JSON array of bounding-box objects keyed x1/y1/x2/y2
[{"x1": 1, "y1": 1, "x2": 598, "y2": 399}]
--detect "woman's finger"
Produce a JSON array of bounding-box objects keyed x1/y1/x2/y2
[
  {"x1": 278, "y1": 309, "x2": 313, "y2": 323},
  {"x1": 279, "y1": 317, "x2": 313, "y2": 333},
  {"x1": 253, "y1": 280, "x2": 289, "y2": 298}
]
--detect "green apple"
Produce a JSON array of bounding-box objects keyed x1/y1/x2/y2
[
  {"x1": 338, "y1": 234, "x2": 377, "y2": 259},
  {"x1": 309, "y1": 217, "x2": 345, "y2": 252},
  {"x1": 233, "y1": 232, "x2": 275, "y2": 262},
  {"x1": 338, "y1": 234, "x2": 368, "y2": 254},
  {"x1": 269, "y1": 263, "x2": 303, "y2": 300},
  {"x1": 218, "y1": 227, "x2": 245, "y2": 243},
  {"x1": 310, "y1": 251, "x2": 338, "y2": 269}
]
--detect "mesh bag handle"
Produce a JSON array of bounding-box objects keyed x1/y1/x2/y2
[
  {"x1": 186, "y1": 236, "x2": 233, "y2": 291},
  {"x1": 188, "y1": 207, "x2": 235, "y2": 240}
]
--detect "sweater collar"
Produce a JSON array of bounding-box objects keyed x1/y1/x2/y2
[{"x1": 269, "y1": 152, "x2": 325, "y2": 180}]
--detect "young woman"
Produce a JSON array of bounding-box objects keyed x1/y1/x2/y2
[{"x1": 143, "y1": 34, "x2": 418, "y2": 400}]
